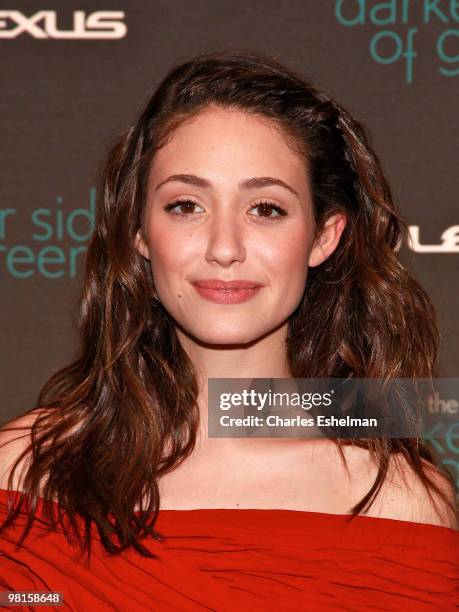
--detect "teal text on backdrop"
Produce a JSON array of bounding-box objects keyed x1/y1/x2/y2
[
  {"x1": 335, "y1": 0, "x2": 459, "y2": 82},
  {"x1": 0, "y1": 187, "x2": 96, "y2": 278}
]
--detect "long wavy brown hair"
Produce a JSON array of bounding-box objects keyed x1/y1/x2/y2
[{"x1": 1, "y1": 49, "x2": 456, "y2": 559}]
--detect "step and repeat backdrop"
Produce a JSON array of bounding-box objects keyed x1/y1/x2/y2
[{"x1": 0, "y1": 1, "x2": 458, "y2": 484}]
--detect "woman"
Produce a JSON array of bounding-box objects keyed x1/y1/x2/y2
[{"x1": 0, "y1": 49, "x2": 457, "y2": 610}]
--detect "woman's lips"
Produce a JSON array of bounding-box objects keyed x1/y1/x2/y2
[{"x1": 191, "y1": 280, "x2": 263, "y2": 304}]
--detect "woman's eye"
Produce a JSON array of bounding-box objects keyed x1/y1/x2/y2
[
  {"x1": 248, "y1": 201, "x2": 287, "y2": 220},
  {"x1": 163, "y1": 199, "x2": 287, "y2": 220},
  {"x1": 164, "y1": 199, "x2": 204, "y2": 216}
]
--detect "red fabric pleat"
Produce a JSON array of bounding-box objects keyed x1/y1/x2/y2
[{"x1": 0, "y1": 488, "x2": 458, "y2": 611}]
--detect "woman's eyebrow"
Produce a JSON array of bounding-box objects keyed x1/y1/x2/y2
[{"x1": 154, "y1": 173, "x2": 299, "y2": 197}]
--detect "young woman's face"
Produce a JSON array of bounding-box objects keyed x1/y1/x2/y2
[{"x1": 136, "y1": 106, "x2": 344, "y2": 345}]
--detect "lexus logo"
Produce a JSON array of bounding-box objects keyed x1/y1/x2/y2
[
  {"x1": 405, "y1": 225, "x2": 459, "y2": 253},
  {"x1": 0, "y1": 10, "x2": 127, "y2": 39}
]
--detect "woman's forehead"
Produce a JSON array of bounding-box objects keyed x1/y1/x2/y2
[{"x1": 148, "y1": 108, "x2": 309, "y2": 192}]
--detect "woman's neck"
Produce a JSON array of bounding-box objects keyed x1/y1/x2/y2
[{"x1": 175, "y1": 321, "x2": 293, "y2": 453}]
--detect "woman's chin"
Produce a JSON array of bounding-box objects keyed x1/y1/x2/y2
[{"x1": 183, "y1": 325, "x2": 266, "y2": 348}]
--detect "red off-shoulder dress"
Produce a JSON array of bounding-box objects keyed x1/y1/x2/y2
[{"x1": 0, "y1": 488, "x2": 457, "y2": 611}]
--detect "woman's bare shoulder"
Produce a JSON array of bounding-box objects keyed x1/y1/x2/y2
[
  {"x1": 380, "y1": 454, "x2": 457, "y2": 529},
  {"x1": 0, "y1": 408, "x2": 48, "y2": 490},
  {"x1": 342, "y1": 445, "x2": 458, "y2": 529}
]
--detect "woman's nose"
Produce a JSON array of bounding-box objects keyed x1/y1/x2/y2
[{"x1": 204, "y1": 211, "x2": 246, "y2": 267}]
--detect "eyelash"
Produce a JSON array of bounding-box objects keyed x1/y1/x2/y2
[{"x1": 163, "y1": 199, "x2": 288, "y2": 221}]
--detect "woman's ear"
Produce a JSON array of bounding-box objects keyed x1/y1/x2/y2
[
  {"x1": 308, "y1": 213, "x2": 347, "y2": 268},
  {"x1": 134, "y1": 230, "x2": 151, "y2": 261}
]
